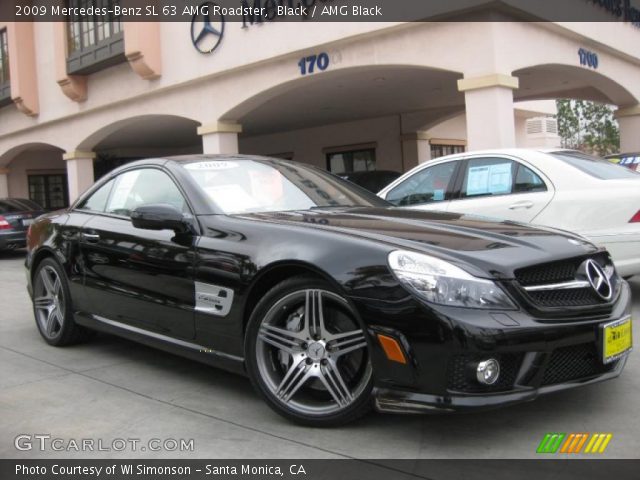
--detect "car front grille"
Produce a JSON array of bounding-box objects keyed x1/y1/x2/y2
[
  {"x1": 447, "y1": 353, "x2": 523, "y2": 393},
  {"x1": 513, "y1": 253, "x2": 616, "y2": 311},
  {"x1": 526, "y1": 288, "x2": 603, "y2": 308},
  {"x1": 541, "y1": 343, "x2": 618, "y2": 386},
  {"x1": 515, "y1": 252, "x2": 609, "y2": 287},
  {"x1": 516, "y1": 261, "x2": 582, "y2": 287}
]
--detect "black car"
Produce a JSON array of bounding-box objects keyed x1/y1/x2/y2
[
  {"x1": 0, "y1": 198, "x2": 45, "y2": 251},
  {"x1": 25, "y1": 155, "x2": 632, "y2": 426},
  {"x1": 337, "y1": 170, "x2": 401, "y2": 193}
]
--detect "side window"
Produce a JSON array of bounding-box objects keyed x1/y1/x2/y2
[
  {"x1": 386, "y1": 161, "x2": 458, "y2": 206},
  {"x1": 462, "y1": 157, "x2": 515, "y2": 199},
  {"x1": 105, "y1": 169, "x2": 188, "y2": 217},
  {"x1": 514, "y1": 164, "x2": 547, "y2": 193},
  {"x1": 79, "y1": 179, "x2": 116, "y2": 212}
]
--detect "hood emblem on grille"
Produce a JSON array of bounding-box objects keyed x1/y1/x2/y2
[{"x1": 581, "y1": 259, "x2": 613, "y2": 301}]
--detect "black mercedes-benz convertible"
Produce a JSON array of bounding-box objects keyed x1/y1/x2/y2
[{"x1": 25, "y1": 155, "x2": 632, "y2": 426}]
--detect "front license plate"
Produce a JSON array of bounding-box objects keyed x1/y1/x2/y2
[
  {"x1": 22, "y1": 219, "x2": 34, "y2": 226},
  {"x1": 602, "y1": 317, "x2": 633, "y2": 364}
]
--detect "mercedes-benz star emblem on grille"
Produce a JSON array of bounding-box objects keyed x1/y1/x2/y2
[
  {"x1": 191, "y1": 1, "x2": 225, "y2": 54},
  {"x1": 583, "y1": 259, "x2": 613, "y2": 301}
]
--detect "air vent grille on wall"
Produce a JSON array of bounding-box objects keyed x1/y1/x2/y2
[
  {"x1": 526, "y1": 117, "x2": 558, "y2": 135},
  {"x1": 526, "y1": 119, "x2": 544, "y2": 134}
]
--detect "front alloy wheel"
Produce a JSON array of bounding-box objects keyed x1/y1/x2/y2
[{"x1": 246, "y1": 276, "x2": 373, "y2": 426}]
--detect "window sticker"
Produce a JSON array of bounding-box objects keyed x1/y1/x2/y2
[
  {"x1": 108, "y1": 170, "x2": 141, "y2": 210},
  {"x1": 203, "y1": 185, "x2": 260, "y2": 213},
  {"x1": 433, "y1": 189, "x2": 445, "y2": 201},
  {"x1": 249, "y1": 169, "x2": 284, "y2": 205},
  {"x1": 467, "y1": 163, "x2": 512, "y2": 196},
  {"x1": 185, "y1": 161, "x2": 239, "y2": 170}
]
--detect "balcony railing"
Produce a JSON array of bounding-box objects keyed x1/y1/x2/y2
[{"x1": 66, "y1": 30, "x2": 125, "y2": 75}]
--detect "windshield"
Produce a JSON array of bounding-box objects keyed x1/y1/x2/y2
[
  {"x1": 550, "y1": 151, "x2": 640, "y2": 180},
  {"x1": 184, "y1": 159, "x2": 389, "y2": 214}
]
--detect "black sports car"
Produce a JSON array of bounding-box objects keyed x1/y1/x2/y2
[{"x1": 25, "y1": 155, "x2": 633, "y2": 426}]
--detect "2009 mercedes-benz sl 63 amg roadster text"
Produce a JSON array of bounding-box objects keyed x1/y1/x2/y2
[{"x1": 25, "y1": 155, "x2": 633, "y2": 426}]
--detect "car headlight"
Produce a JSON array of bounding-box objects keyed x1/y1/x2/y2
[{"x1": 388, "y1": 250, "x2": 516, "y2": 310}]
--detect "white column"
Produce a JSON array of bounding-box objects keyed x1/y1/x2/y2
[
  {"x1": 0, "y1": 168, "x2": 9, "y2": 197},
  {"x1": 401, "y1": 132, "x2": 432, "y2": 171},
  {"x1": 616, "y1": 106, "x2": 640, "y2": 153},
  {"x1": 417, "y1": 138, "x2": 432, "y2": 164},
  {"x1": 63, "y1": 151, "x2": 95, "y2": 203},
  {"x1": 458, "y1": 74, "x2": 519, "y2": 151},
  {"x1": 197, "y1": 122, "x2": 242, "y2": 154}
]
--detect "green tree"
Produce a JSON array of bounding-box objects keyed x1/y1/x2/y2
[{"x1": 555, "y1": 99, "x2": 620, "y2": 156}]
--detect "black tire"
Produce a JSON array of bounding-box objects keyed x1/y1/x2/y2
[
  {"x1": 32, "y1": 258, "x2": 94, "y2": 346},
  {"x1": 245, "y1": 275, "x2": 373, "y2": 426}
]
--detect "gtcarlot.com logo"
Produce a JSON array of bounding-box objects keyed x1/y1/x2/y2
[
  {"x1": 14, "y1": 434, "x2": 194, "y2": 453},
  {"x1": 536, "y1": 432, "x2": 613, "y2": 454}
]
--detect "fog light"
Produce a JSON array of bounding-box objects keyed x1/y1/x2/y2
[{"x1": 476, "y1": 359, "x2": 500, "y2": 385}]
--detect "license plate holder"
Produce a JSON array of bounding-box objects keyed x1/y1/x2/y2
[
  {"x1": 22, "y1": 218, "x2": 34, "y2": 226},
  {"x1": 601, "y1": 316, "x2": 633, "y2": 364}
]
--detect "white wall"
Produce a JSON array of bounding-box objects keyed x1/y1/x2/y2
[
  {"x1": 240, "y1": 115, "x2": 403, "y2": 171},
  {"x1": 425, "y1": 114, "x2": 467, "y2": 141}
]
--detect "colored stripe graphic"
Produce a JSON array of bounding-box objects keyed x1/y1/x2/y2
[
  {"x1": 584, "y1": 433, "x2": 613, "y2": 454},
  {"x1": 538, "y1": 433, "x2": 613, "y2": 454},
  {"x1": 537, "y1": 433, "x2": 565, "y2": 453},
  {"x1": 560, "y1": 433, "x2": 589, "y2": 453},
  {"x1": 573, "y1": 433, "x2": 589, "y2": 453}
]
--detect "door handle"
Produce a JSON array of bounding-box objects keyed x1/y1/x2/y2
[
  {"x1": 508, "y1": 200, "x2": 534, "y2": 210},
  {"x1": 81, "y1": 232, "x2": 100, "y2": 243}
]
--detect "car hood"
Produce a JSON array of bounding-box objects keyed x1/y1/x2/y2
[{"x1": 240, "y1": 207, "x2": 601, "y2": 279}]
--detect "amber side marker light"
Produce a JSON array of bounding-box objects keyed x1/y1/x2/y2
[{"x1": 377, "y1": 334, "x2": 407, "y2": 364}]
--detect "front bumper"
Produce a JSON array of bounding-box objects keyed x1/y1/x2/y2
[
  {"x1": 374, "y1": 354, "x2": 627, "y2": 414},
  {"x1": 352, "y1": 280, "x2": 633, "y2": 414}
]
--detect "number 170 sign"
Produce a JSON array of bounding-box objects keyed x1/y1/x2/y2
[{"x1": 298, "y1": 52, "x2": 330, "y2": 75}]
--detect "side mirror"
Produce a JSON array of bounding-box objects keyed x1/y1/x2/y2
[{"x1": 131, "y1": 204, "x2": 191, "y2": 233}]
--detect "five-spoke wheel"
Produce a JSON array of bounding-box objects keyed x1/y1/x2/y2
[
  {"x1": 246, "y1": 276, "x2": 372, "y2": 426},
  {"x1": 32, "y1": 258, "x2": 93, "y2": 346},
  {"x1": 34, "y1": 265, "x2": 66, "y2": 339}
]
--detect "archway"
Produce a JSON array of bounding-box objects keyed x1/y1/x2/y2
[
  {"x1": 219, "y1": 65, "x2": 465, "y2": 172},
  {"x1": 0, "y1": 143, "x2": 66, "y2": 209},
  {"x1": 512, "y1": 63, "x2": 639, "y2": 153},
  {"x1": 513, "y1": 63, "x2": 638, "y2": 106},
  {"x1": 77, "y1": 114, "x2": 203, "y2": 179}
]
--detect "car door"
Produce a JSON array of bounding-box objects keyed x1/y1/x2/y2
[
  {"x1": 381, "y1": 160, "x2": 460, "y2": 211},
  {"x1": 446, "y1": 156, "x2": 554, "y2": 222},
  {"x1": 78, "y1": 167, "x2": 196, "y2": 340}
]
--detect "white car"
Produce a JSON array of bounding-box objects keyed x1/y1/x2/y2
[{"x1": 378, "y1": 149, "x2": 640, "y2": 278}]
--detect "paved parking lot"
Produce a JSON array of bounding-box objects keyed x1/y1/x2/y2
[{"x1": 1, "y1": 251, "x2": 638, "y2": 459}]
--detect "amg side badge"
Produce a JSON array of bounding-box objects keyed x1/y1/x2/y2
[{"x1": 195, "y1": 282, "x2": 234, "y2": 316}]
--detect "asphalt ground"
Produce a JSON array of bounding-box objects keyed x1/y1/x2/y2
[{"x1": 0, "y1": 250, "x2": 638, "y2": 459}]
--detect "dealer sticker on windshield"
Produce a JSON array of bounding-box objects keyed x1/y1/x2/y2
[
  {"x1": 602, "y1": 316, "x2": 633, "y2": 364},
  {"x1": 185, "y1": 161, "x2": 239, "y2": 170}
]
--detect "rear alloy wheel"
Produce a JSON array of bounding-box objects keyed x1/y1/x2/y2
[
  {"x1": 33, "y1": 258, "x2": 93, "y2": 346},
  {"x1": 246, "y1": 276, "x2": 373, "y2": 426}
]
